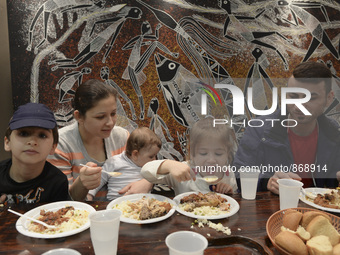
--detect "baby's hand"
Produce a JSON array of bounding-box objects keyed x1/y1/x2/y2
[{"x1": 213, "y1": 183, "x2": 233, "y2": 194}]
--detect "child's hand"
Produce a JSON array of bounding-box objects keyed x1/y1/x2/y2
[
  {"x1": 161, "y1": 160, "x2": 195, "y2": 182},
  {"x1": 86, "y1": 194, "x2": 94, "y2": 201},
  {"x1": 0, "y1": 194, "x2": 6, "y2": 204},
  {"x1": 337, "y1": 171, "x2": 340, "y2": 183},
  {"x1": 119, "y1": 179, "x2": 153, "y2": 195},
  {"x1": 212, "y1": 183, "x2": 233, "y2": 194}
]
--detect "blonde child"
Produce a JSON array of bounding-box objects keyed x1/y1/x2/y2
[
  {"x1": 141, "y1": 117, "x2": 237, "y2": 195},
  {"x1": 87, "y1": 127, "x2": 161, "y2": 200}
]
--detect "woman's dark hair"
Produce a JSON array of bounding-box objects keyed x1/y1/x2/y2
[
  {"x1": 73, "y1": 79, "x2": 118, "y2": 116},
  {"x1": 292, "y1": 61, "x2": 332, "y2": 94}
]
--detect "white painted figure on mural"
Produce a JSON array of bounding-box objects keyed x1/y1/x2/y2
[{"x1": 27, "y1": 0, "x2": 105, "y2": 53}]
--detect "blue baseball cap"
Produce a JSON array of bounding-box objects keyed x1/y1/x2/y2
[{"x1": 9, "y1": 103, "x2": 57, "y2": 130}]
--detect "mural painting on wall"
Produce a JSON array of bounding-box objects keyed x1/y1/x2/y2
[{"x1": 7, "y1": 0, "x2": 340, "y2": 160}]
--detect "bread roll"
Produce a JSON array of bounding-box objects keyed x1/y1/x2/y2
[
  {"x1": 333, "y1": 243, "x2": 340, "y2": 255},
  {"x1": 275, "y1": 231, "x2": 308, "y2": 255},
  {"x1": 296, "y1": 225, "x2": 311, "y2": 242},
  {"x1": 301, "y1": 211, "x2": 331, "y2": 228},
  {"x1": 282, "y1": 210, "x2": 303, "y2": 231},
  {"x1": 306, "y1": 235, "x2": 333, "y2": 255},
  {"x1": 306, "y1": 215, "x2": 340, "y2": 246}
]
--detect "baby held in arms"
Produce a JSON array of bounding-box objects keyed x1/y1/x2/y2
[
  {"x1": 87, "y1": 127, "x2": 161, "y2": 201},
  {"x1": 141, "y1": 117, "x2": 237, "y2": 195}
]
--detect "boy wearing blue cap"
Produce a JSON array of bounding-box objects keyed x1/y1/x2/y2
[{"x1": 0, "y1": 103, "x2": 69, "y2": 205}]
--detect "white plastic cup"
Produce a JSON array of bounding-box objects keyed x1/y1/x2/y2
[
  {"x1": 165, "y1": 231, "x2": 208, "y2": 255},
  {"x1": 89, "y1": 209, "x2": 121, "y2": 255},
  {"x1": 277, "y1": 179, "x2": 303, "y2": 210},
  {"x1": 240, "y1": 168, "x2": 260, "y2": 200}
]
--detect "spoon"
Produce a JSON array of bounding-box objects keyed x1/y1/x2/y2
[
  {"x1": 300, "y1": 188, "x2": 317, "y2": 200},
  {"x1": 195, "y1": 174, "x2": 220, "y2": 184},
  {"x1": 8, "y1": 209, "x2": 57, "y2": 229},
  {"x1": 202, "y1": 175, "x2": 219, "y2": 183},
  {"x1": 80, "y1": 164, "x2": 122, "y2": 177}
]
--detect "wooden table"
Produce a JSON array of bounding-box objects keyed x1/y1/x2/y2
[{"x1": 0, "y1": 192, "x2": 327, "y2": 255}]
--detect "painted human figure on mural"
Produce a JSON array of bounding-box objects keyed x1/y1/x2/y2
[
  {"x1": 27, "y1": 0, "x2": 105, "y2": 53},
  {"x1": 122, "y1": 21, "x2": 178, "y2": 120},
  {"x1": 55, "y1": 110, "x2": 74, "y2": 127},
  {"x1": 219, "y1": 0, "x2": 291, "y2": 70},
  {"x1": 319, "y1": 60, "x2": 340, "y2": 117},
  {"x1": 56, "y1": 67, "x2": 91, "y2": 103},
  {"x1": 244, "y1": 47, "x2": 275, "y2": 116},
  {"x1": 49, "y1": 7, "x2": 142, "y2": 70},
  {"x1": 277, "y1": 0, "x2": 339, "y2": 62},
  {"x1": 148, "y1": 97, "x2": 174, "y2": 142},
  {"x1": 100, "y1": 66, "x2": 138, "y2": 122},
  {"x1": 147, "y1": 98, "x2": 183, "y2": 161}
]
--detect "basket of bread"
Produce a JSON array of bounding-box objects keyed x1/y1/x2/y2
[{"x1": 266, "y1": 207, "x2": 340, "y2": 255}]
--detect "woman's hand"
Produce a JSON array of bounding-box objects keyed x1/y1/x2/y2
[
  {"x1": 212, "y1": 183, "x2": 233, "y2": 194},
  {"x1": 118, "y1": 179, "x2": 153, "y2": 196},
  {"x1": 267, "y1": 171, "x2": 301, "y2": 195},
  {"x1": 70, "y1": 163, "x2": 102, "y2": 201},
  {"x1": 78, "y1": 163, "x2": 102, "y2": 190}
]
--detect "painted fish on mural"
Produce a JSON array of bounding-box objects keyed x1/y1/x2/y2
[{"x1": 154, "y1": 52, "x2": 208, "y2": 127}]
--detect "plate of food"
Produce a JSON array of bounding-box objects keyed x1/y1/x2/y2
[
  {"x1": 173, "y1": 192, "x2": 239, "y2": 220},
  {"x1": 106, "y1": 193, "x2": 176, "y2": 224},
  {"x1": 299, "y1": 187, "x2": 340, "y2": 213},
  {"x1": 15, "y1": 201, "x2": 96, "y2": 239}
]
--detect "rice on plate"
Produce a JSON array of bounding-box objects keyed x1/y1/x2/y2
[{"x1": 28, "y1": 206, "x2": 89, "y2": 234}]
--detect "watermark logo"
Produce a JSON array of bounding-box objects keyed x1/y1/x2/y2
[
  {"x1": 201, "y1": 84, "x2": 312, "y2": 128},
  {"x1": 200, "y1": 84, "x2": 223, "y2": 115}
]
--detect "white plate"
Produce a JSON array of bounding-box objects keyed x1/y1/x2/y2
[
  {"x1": 173, "y1": 192, "x2": 240, "y2": 220},
  {"x1": 106, "y1": 193, "x2": 176, "y2": 224},
  {"x1": 16, "y1": 201, "x2": 96, "y2": 239},
  {"x1": 299, "y1": 187, "x2": 340, "y2": 213}
]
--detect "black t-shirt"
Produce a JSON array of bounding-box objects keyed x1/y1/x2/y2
[{"x1": 0, "y1": 159, "x2": 69, "y2": 204}]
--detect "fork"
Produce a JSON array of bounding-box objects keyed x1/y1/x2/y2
[{"x1": 8, "y1": 209, "x2": 57, "y2": 229}]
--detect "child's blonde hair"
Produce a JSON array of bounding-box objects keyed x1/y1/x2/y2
[
  {"x1": 187, "y1": 116, "x2": 236, "y2": 164},
  {"x1": 125, "y1": 127, "x2": 162, "y2": 156}
]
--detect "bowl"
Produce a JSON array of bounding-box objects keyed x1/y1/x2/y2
[{"x1": 266, "y1": 207, "x2": 340, "y2": 255}]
